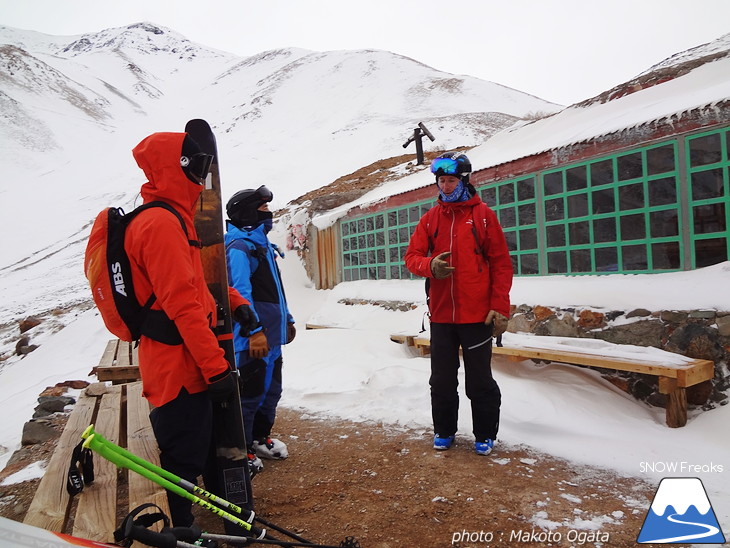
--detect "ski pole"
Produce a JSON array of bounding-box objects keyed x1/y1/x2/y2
[
  {"x1": 81, "y1": 425, "x2": 252, "y2": 521},
  {"x1": 82, "y1": 432, "x2": 267, "y2": 539},
  {"x1": 198, "y1": 532, "x2": 361, "y2": 548},
  {"x1": 82, "y1": 424, "x2": 316, "y2": 545}
]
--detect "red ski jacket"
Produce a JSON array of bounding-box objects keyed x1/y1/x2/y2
[
  {"x1": 126, "y1": 132, "x2": 246, "y2": 407},
  {"x1": 405, "y1": 194, "x2": 513, "y2": 324}
]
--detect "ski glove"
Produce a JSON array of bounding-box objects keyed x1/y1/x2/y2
[
  {"x1": 485, "y1": 310, "x2": 509, "y2": 338},
  {"x1": 207, "y1": 370, "x2": 237, "y2": 403},
  {"x1": 234, "y1": 304, "x2": 260, "y2": 336},
  {"x1": 430, "y1": 251, "x2": 455, "y2": 279},
  {"x1": 286, "y1": 322, "x2": 296, "y2": 344},
  {"x1": 248, "y1": 330, "x2": 270, "y2": 359}
]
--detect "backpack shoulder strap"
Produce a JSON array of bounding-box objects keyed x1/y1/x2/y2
[
  {"x1": 424, "y1": 206, "x2": 440, "y2": 256},
  {"x1": 226, "y1": 233, "x2": 263, "y2": 273},
  {"x1": 470, "y1": 202, "x2": 490, "y2": 257},
  {"x1": 128, "y1": 201, "x2": 201, "y2": 248}
]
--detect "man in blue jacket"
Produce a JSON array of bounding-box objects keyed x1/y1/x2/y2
[{"x1": 225, "y1": 185, "x2": 296, "y2": 474}]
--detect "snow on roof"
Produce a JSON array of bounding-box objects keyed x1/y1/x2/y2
[{"x1": 313, "y1": 54, "x2": 730, "y2": 229}]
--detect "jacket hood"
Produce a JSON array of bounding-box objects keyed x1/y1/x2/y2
[{"x1": 133, "y1": 132, "x2": 203, "y2": 213}]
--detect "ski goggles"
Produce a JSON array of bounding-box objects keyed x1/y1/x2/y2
[
  {"x1": 252, "y1": 185, "x2": 274, "y2": 204},
  {"x1": 430, "y1": 157, "x2": 461, "y2": 176},
  {"x1": 182, "y1": 152, "x2": 214, "y2": 184}
]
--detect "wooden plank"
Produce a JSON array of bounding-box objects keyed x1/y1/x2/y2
[
  {"x1": 72, "y1": 387, "x2": 122, "y2": 543},
  {"x1": 98, "y1": 340, "x2": 119, "y2": 368},
  {"x1": 23, "y1": 388, "x2": 98, "y2": 532},
  {"x1": 117, "y1": 341, "x2": 132, "y2": 367},
  {"x1": 96, "y1": 366, "x2": 141, "y2": 383},
  {"x1": 127, "y1": 382, "x2": 169, "y2": 515},
  {"x1": 676, "y1": 359, "x2": 714, "y2": 387}
]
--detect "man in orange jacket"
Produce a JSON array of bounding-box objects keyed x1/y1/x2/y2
[
  {"x1": 405, "y1": 151, "x2": 513, "y2": 457},
  {"x1": 126, "y1": 131, "x2": 248, "y2": 526}
]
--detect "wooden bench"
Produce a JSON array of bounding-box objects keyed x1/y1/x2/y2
[
  {"x1": 391, "y1": 332, "x2": 715, "y2": 428},
  {"x1": 23, "y1": 379, "x2": 168, "y2": 544},
  {"x1": 93, "y1": 339, "x2": 141, "y2": 385}
]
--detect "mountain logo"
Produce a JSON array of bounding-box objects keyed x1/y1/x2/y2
[{"x1": 637, "y1": 477, "x2": 725, "y2": 544}]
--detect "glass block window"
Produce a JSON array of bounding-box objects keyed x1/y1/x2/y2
[
  {"x1": 481, "y1": 176, "x2": 537, "y2": 275},
  {"x1": 541, "y1": 141, "x2": 683, "y2": 274},
  {"x1": 341, "y1": 199, "x2": 435, "y2": 281},
  {"x1": 687, "y1": 128, "x2": 730, "y2": 268}
]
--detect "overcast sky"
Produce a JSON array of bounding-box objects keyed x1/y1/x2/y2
[{"x1": 2, "y1": 0, "x2": 729, "y2": 105}]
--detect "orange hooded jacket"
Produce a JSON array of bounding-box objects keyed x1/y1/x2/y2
[{"x1": 125, "y1": 132, "x2": 244, "y2": 407}]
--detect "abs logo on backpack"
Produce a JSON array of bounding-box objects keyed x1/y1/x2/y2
[{"x1": 111, "y1": 262, "x2": 127, "y2": 296}]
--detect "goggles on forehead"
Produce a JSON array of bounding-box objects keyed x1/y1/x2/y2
[
  {"x1": 430, "y1": 157, "x2": 461, "y2": 176},
  {"x1": 181, "y1": 152, "x2": 214, "y2": 184}
]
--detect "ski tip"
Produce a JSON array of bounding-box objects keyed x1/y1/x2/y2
[{"x1": 81, "y1": 424, "x2": 95, "y2": 439}]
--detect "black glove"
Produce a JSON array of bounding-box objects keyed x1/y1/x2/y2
[
  {"x1": 286, "y1": 322, "x2": 296, "y2": 344},
  {"x1": 207, "y1": 370, "x2": 237, "y2": 403},
  {"x1": 234, "y1": 304, "x2": 259, "y2": 336}
]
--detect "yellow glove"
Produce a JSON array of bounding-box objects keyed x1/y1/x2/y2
[
  {"x1": 248, "y1": 330, "x2": 270, "y2": 359},
  {"x1": 485, "y1": 310, "x2": 508, "y2": 338}
]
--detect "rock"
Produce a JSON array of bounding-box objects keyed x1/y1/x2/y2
[
  {"x1": 39, "y1": 386, "x2": 68, "y2": 397},
  {"x1": 19, "y1": 317, "x2": 41, "y2": 333},
  {"x1": 578, "y1": 309, "x2": 606, "y2": 330},
  {"x1": 687, "y1": 381, "x2": 713, "y2": 406},
  {"x1": 84, "y1": 383, "x2": 108, "y2": 397},
  {"x1": 716, "y1": 315, "x2": 730, "y2": 337},
  {"x1": 594, "y1": 320, "x2": 665, "y2": 347},
  {"x1": 667, "y1": 323, "x2": 722, "y2": 361},
  {"x1": 689, "y1": 309, "x2": 717, "y2": 320},
  {"x1": 16, "y1": 336, "x2": 40, "y2": 356},
  {"x1": 533, "y1": 306, "x2": 554, "y2": 321},
  {"x1": 58, "y1": 380, "x2": 90, "y2": 390},
  {"x1": 509, "y1": 314, "x2": 535, "y2": 334},
  {"x1": 660, "y1": 310, "x2": 688, "y2": 324},
  {"x1": 536, "y1": 314, "x2": 579, "y2": 337},
  {"x1": 626, "y1": 308, "x2": 652, "y2": 318},
  {"x1": 21, "y1": 420, "x2": 58, "y2": 445},
  {"x1": 33, "y1": 396, "x2": 75, "y2": 418}
]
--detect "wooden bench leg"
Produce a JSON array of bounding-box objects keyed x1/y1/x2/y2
[{"x1": 659, "y1": 377, "x2": 687, "y2": 428}]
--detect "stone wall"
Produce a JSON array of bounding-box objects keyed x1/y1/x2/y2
[{"x1": 508, "y1": 305, "x2": 730, "y2": 409}]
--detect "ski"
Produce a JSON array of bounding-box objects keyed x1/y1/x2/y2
[
  {"x1": 0, "y1": 516, "x2": 119, "y2": 548},
  {"x1": 184, "y1": 118, "x2": 253, "y2": 535}
]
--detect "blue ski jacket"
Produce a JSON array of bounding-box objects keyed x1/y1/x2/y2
[{"x1": 225, "y1": 222, "x2": 294, "y2": 352}]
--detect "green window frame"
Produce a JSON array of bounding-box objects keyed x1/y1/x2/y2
[
  {"x1": 341, "y1": 200, "x2": 434, "y2": 281},
  {"x1": 481, "y1": 176, "x2": 539, "y2": 275},
  {"x1": 686, "y1": 128, "x2": 730, "y2": 268}
]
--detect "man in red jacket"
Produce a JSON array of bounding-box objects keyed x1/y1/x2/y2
[
  {"x1": 126, "y1": 132, "x2": 247, "y2": 526},
  {"x1": 405, "y1": 151, "x2": 513, "y2": 456}
]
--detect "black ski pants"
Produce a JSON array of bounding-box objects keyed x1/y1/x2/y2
[
  {"x1": 429, "y1": 322, "x2": 501, "y2": 442},
  {"x1": 150, "y1": 388, "x2": 212, "y2": 527}
]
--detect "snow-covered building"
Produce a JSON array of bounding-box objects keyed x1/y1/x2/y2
[{"x1": 306, "y1": 34, "x2": 730, "y2": 288}]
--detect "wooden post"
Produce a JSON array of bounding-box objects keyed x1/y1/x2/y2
[{"x1": 659, "y1": 376, "x2": 687, "y2": 428}]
